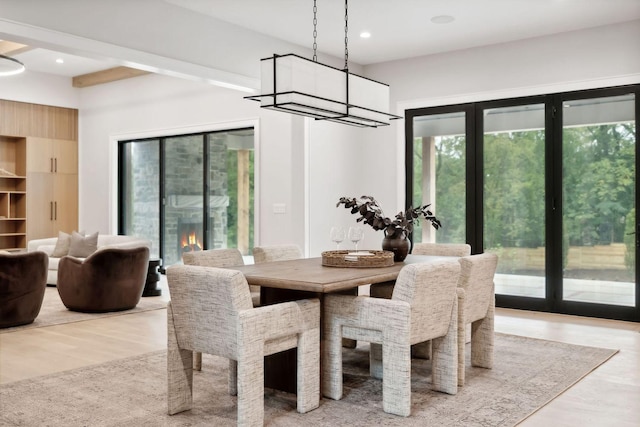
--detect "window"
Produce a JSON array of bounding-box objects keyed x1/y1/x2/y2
[{"x1": 118, "y1": 128, "x2": 255, "y2": 267}]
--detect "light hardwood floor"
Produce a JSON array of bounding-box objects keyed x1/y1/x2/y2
[{"x1": 1, "y1": 279, "x2": 639, "y2": 426}]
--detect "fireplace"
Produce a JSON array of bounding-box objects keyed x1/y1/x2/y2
[{"x1": 178, "y1": 218, "x2": 204, "y2": 254}]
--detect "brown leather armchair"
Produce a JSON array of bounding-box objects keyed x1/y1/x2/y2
[
  {"x1": 0, "y1": 251, "x2": 48, "y2": 328},
  {"x1": 57, "y1": 246, "x2": 150, "y2": 312}
]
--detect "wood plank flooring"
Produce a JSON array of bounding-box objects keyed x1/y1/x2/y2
[{"x1": 1, "y1": 279, "x2": 638, "y2": 426}]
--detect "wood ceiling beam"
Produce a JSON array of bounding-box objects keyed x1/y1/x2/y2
[
  {"x1": 0, "y1": 41, "x2": 33, "y2": 55},
  {"x1": 72, "y1": 66, "x2": 151, "y2": 88}
]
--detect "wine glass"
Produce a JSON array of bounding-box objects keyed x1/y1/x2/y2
[
  {"x1": 330, "y1": 226, "x2": 346, "y2": 250},
  {"x1": 348, "y1": 226, "x2": 364, "y2": 252}
]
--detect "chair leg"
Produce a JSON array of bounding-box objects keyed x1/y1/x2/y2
[
  {"x1": 194, "y1": 351, "x2": 202, "y2": 371},
  {"x1": 236, "y1": 349, "x2": 264, "y2": 426},
  {"x1": 432, "y1": 297, "x2": 458, "y2": 394},
  {"x1": 457, "y1": 290, "x2": 466, "y2": 387},
  {"x1": 167, "y1": 303, "x2": 194, "y2": 415},
  {"x1": 322, "y1": 317, "x2": 344, "y2": 400},
  {"x1": 471, "y1": 297, "x2": 494, "y2": 370},
  {"x1": 381, "y1": 337, "x2": 411, "y2": 417},
  {"x1": 297, "y1": 327, "x2": 320, "y2": 413}
]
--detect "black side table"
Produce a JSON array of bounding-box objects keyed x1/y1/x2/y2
[{"x1": 142, "y1": 258, "x2": 162, "y2": 297}]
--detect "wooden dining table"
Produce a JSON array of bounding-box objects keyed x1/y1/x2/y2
[{"x1": 228, "y1": 254, "x2": 448, "y2": 393}]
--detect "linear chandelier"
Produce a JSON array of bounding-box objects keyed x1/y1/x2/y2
[
  {"x1": 0, "y1": 54, "x2": 25, "y2": 76},
  {"x1": 245, "y1": 0, "x2": 400, "y2": 128}
]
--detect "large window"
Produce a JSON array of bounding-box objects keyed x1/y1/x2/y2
[
  {"x1": 118, "y1": 128, "x2": 254, "y2": 267},
  {"x1": 405, "y1": 85, "x2": 639, "y2": 321}
]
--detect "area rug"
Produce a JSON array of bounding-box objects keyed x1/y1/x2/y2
[
  {"x1": 0, "y1": 333, "x2": 617, "y2": 426},
  {"x1": 0, "y1": 287, "x2": 167, "y2": 333}
]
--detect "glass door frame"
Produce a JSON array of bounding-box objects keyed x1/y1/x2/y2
[{"x1": 405, "y1": 84, "x2": 640, "y2": 322}]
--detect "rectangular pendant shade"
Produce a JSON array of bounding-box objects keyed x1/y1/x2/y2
[{"x1": 245, "y1": 54, "x2": 401, "y2": 128}]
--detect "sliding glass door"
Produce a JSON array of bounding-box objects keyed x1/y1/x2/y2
[
  {"x1": 118, "y1": 128, "x2": 255, "y2": 267},
  {"x1": 405, "y1": 84, "x2": 639, "y2": 321},
  {"x1": 559, "y1": 93, "x2": 636, "y2": 309},
  {"x1": 482, "y1": 103, "x2": 546, "y2": 299}
]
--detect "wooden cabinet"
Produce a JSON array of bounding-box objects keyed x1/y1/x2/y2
[
  {"x1": 1, "y1": 100, "x2": 79, "y2": 246},
  {"x1": 26, "y1": 137, "x2": 78, "y2": 240},
  {"x1": 0, "y1": 137, "x2": 27, "y2": 251}
]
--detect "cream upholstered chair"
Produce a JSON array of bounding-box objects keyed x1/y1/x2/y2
[
  {"x1": 369, "y1": 242, "x2": 471, "y2": 359},
  {"x1": 252, "y1": 244, "x2": 303, "y2": 263},
  {"x1": 322, "y1": 260, "x2": 460, "y2": 417},
  {"x1": 414, "y1": 242, "x2": 471, "y2": 257},
  {"x1": 181, "y1": 248, "x2": 250, "y2": 371},
  {"x1": 456, "y1": 252, "x2": 498, "y2": 386},
  {"x1": 167, "y1": 265, "x2": 320, "y2": 426},
  {"x1": 370, "y1": 243, "x2": 471, "y2": 299}
]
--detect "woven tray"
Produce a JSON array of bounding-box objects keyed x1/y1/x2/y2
[{"x1": 321, "y1": 250, "x2": 394, "y2": 268}]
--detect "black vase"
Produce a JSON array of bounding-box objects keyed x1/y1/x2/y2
[{"x1": 381, "y1": 231, "x2": 410, "y2": 262}]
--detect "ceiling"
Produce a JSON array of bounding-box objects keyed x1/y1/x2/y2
[{"x1": 5, "y1": 0, "x2": 640, "y2": 78}]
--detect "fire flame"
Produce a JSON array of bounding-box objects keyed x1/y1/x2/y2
[{"x1": 180, "y1": 230, "x2": 203, "y2": 251}]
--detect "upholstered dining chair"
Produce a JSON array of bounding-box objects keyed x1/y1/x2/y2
[
  {"x1": 369, "y1": 242, "x2": 471, "y2": 359},
  {"x1": 370, "y1": 242, "x2": 471, "y2": 299},
  {"x1": 181, "y1": 248, "x2": 249, "y2": 370},
  {"x1": 167, "y1": 265, "x2": 320, "y2": 425},
  {"x1": 323, "y1": 260, "x2": 460, "y2": 417},
  {"x1": 252, "y1": 244, "x2": 303, "y2": 263},
  {"x1": 456, "y1": 252, "x2": 498, "y2": 386}
]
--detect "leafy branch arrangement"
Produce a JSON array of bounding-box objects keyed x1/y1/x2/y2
[{"x1": 336, "y1": 195, "x2": 441, "y2": 237}]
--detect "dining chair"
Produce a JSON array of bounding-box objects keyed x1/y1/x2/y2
[
  {"x1": 253, "y1": 244, "x2": 303, "y2": 263},
  {"x1": 181, "y1": 248, "x2": 251, "y2": 371},
  {"x1": 167, "y1": 265, "x2": 320, "y2": 425},
  {"x1": 456, "y1": 252, "x2": 498, "y2": 386},
  {"x1": 370, "y1": 243, "x2": 471, "y2": 298},
  {"x1": 369, "y1": 242, "x2": 471, "y2": 359},
  {"x1": 322, "y1": 260, "x2": 460, "y2": 417}
]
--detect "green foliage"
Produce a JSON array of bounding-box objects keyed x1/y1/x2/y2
[{"x1": 415, "y1": 122, "x2": 635, "y2": 254}]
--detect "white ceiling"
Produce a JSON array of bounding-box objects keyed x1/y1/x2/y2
[{"x1": 7, "y1": 0, "x2": 640, "y2": 78}]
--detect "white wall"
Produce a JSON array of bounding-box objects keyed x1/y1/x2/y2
[
  {"x1": 77, "y1": 73, "x2": 314, "y2": 248},
  {"x1": 0, "y1": 70, "x2": 79, "y2": 108}
]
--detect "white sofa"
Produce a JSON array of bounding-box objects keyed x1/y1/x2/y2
[{"x1": 27, "y1": 234, "x2": 152, "y2": 285}]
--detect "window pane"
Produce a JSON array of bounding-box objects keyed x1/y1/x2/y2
[
  {"x1": 562, "y1": 94, "x2": 636, "y2": 306},
  {"x1": 164, "y1": 135, "x2": 204, "y2": 267},
  {"x1": 206, "y1": 129, "x2": 255, "y2": 255},
  {"x1": 483, "y1": 104, "x2": 546, "y2": 298},
  {"x1": 120, "y1": 139, "x2": 160, "y2": 258},
  {"x1": 412, "y1": 112, "x2": 466, "y2": 244}
]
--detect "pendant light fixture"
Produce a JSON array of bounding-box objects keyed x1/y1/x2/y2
[
  {"x1": 245, "y1": 0, "x2": 400, "y2": 128},
  {"x1": 0, "y1": 54, "x2": 25, "y2": 76}
]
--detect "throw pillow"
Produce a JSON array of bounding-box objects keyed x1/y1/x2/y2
[
  {"x1": 68, "y1": 231, "x2": 99, "y2": 258},
  {"x1": 51, "y1": 231, "x2": 72, "y2": 257}
]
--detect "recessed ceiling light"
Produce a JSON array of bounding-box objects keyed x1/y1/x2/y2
[
  {"x1": 430, "y1": 15, "x2": 455, "y2": 24},
  {"x1": 360, "y1": 31, "x2": 371, "y2": 39},
  {"x1": 56, "y1": 58, "x2": 64, "y2": 64}
]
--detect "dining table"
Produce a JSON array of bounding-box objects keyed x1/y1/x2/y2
[{"x1": 228, "y1": 253, "x2": 450, "y2": 393}]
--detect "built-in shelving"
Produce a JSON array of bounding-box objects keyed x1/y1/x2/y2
[{"x1": 0, "y1": 137, "x2": 27, "y2": 251}]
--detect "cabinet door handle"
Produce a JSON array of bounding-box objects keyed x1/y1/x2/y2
[
  {"x1": 54, "y1": 201, "x2": 57, "y2": 220},
  {"x1": 55, "y1": 158, "x2": 58, "y2": 173},
  {"x1": 50, "y1": 201, "x2": 53, "y2": 220}
]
